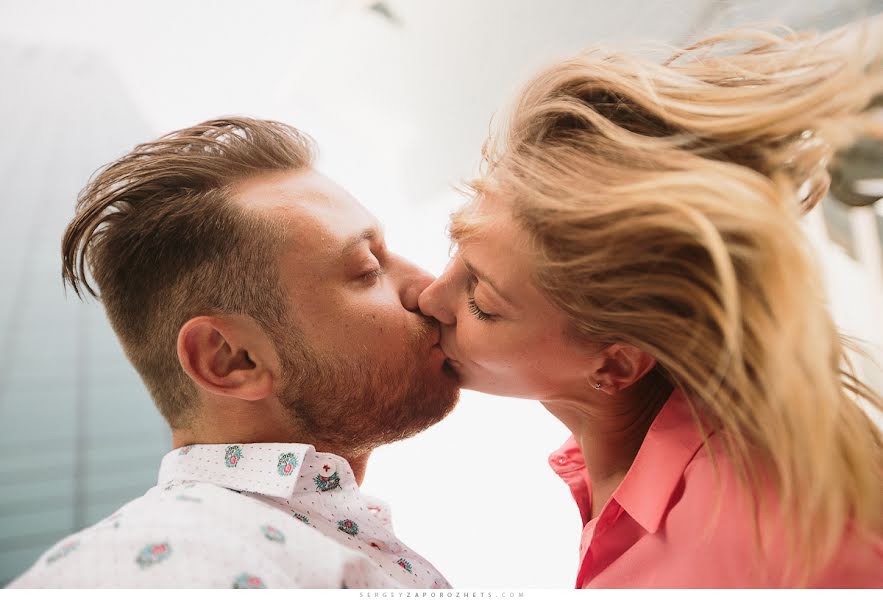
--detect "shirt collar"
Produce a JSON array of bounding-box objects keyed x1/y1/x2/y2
[
  {"x1": 549, "y1": 387, "x2": 711, "y2": 534},
  {"x1": 157, "y1": 442, "x2": 357, "y2": 499}
]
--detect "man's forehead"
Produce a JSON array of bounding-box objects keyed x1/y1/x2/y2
[
  {"x1": 233, "y1": 168, "x2": 377, "y2": 248},
  {"x1": 233, "y1": 168, "x2": 354, "y2": 214}
]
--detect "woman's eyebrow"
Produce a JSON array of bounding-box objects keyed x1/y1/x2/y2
[{"x1": 460, "y1": 255, "x2": 515, "y2": 306}]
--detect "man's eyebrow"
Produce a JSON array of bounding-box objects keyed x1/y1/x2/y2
[
  {"x1": 460, "y1": 256, "x2": 514, "y2": 306},
  {"x1": 341, "y1": 226, "x2": 384, "y2": 256}
]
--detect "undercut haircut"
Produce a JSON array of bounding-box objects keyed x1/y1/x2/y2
[{"x1": 62, "y1": 117, "x2": 316, "y2": 427}]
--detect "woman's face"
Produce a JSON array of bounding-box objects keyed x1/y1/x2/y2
[{"x1": 418, "y1": 196, "x2": 597, "y2": 400}]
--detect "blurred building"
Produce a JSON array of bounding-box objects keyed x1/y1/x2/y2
[
  {"x1": 0, "y1": 44, "x2": 169, "y2": 584},
  {"x1": 814, "y1": 140, "x2": 883, "y2": 399}
]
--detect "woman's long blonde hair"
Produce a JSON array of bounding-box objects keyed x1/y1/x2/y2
[{"x1": 453, "y1": 22, "x2": 883, "y2": 584}]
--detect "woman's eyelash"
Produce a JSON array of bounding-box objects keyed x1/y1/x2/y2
[{"x1": 467, "y1": 296, "x2": 493, "y2": 321}]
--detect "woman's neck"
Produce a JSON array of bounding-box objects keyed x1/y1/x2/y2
[{"x1": 542, "y1": 368, "x2": 674, "y2": 517}]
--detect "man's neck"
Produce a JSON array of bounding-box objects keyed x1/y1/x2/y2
[
  {"x1": 172, "y1": 414, "x2": 373, "y2": 486},
  {"x1": 338, "y1": 451, "x2": 368, "y2": 486}
]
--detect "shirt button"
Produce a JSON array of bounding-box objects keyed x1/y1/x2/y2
[
  {"x1": 314, "y1": 458, "x2": 343, "y2": 492},
  {"x1": 555, "y1": 455, "x2": 569, "y2": 466},
  {"x1": 318, "y1": 459, "x2": 339, "y2": 476}
]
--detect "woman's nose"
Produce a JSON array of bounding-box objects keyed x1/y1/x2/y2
[{"x1": 418, "y1": 273, "x2": 456, "y2": 325}]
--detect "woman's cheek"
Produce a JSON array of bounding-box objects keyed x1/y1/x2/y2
[{"x1": 460, "y1": 322, "x2": 498, "y2": 365}]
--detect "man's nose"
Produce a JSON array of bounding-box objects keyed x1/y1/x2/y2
[{"x1": 400, "y1": 260, "x2": 436, "y2": 313}]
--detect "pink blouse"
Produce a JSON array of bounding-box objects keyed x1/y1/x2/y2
[{"x1": 548, "y1": 387, "x2": 883, "y2": 588}]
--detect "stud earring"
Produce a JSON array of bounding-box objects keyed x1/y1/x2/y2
[{"x1": 593, "y1": 382, "x2": 602, "y2": 390}]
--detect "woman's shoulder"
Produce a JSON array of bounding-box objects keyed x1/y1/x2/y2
[{"x1": 671, "y1": 432, "x2": 883, "y2": 587}]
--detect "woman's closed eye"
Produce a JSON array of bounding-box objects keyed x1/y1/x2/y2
[{"x1": 467, "y1": 295, "x2": 495, "y2": 321}]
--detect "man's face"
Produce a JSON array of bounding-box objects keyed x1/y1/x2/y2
[{"x1": 235, "y1": 169, "x2": 459, "y2": 454}]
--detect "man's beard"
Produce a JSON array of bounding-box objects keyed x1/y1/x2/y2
[{"x1": 275, "y1": 320, "x2": 459, "y2": 456}]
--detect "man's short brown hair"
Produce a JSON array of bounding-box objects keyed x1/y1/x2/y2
[{"x1": 62, "y1": 117, "x2": 316, "y2": 428}]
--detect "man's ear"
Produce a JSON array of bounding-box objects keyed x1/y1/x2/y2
[
  {"x1": 176, "y1": 315, "x2": 278, "y2": 401},
  {"x1": 593, "y1": 343, "x2": 657, "y2": 394}
]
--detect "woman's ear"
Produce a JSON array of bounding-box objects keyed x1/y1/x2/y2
[
  {"x1": 592, "y1": 343, "x2": 657, "y2": 394},
  {"x1": 176, "y1": 315, "x2": 278, "y2": 401}
]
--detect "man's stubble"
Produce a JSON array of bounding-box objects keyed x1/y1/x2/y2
[{"x1": 275, "y1": 318, "x2": 460, "y2": 456}]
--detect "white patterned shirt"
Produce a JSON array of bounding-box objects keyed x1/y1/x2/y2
[{"x1": 8, "y1": 443, "x2": 452, "y2": 589}]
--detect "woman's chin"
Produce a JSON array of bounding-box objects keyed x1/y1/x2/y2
[
  {"x1": 456, "y1": 376, "x2": 538, "y2": 401},
  {"x1": 442, "y1": 358, "x2": 535, "y2": 399}
]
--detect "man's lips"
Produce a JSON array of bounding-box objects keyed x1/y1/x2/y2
[
  {"x1": 437, "y1": 342, "x2": 462, "y2": 367},
  {"x1": 425, "y1": 325, "x2": 442, "y2": 355}
]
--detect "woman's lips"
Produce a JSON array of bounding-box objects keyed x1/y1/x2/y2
[
  {"x1": 433, "y1": 342, "x2": 461, "y2": 379},
  {"x1": 438, "y1": 343, "x2": 462, "y2": 368}
]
